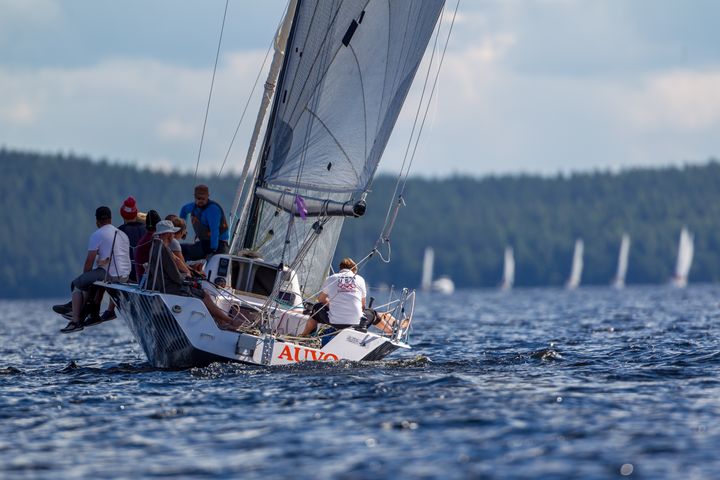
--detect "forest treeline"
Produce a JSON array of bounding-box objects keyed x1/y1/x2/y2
[{"x1": 2, "y1": 147, "x2": 719, "y2": 298}]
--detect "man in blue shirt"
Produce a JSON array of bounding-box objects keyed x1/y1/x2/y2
[{"x1": 179, "y1": 184, "x2": 229, "y2": 260}]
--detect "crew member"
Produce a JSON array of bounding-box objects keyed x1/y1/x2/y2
[{"x1": 179, "y1": 184, "x2": 229, "y2": 260}]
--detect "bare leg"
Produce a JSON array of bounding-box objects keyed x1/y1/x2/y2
[
  {"x1": 202, "y1": 294, "x2": 232, "y2": 325},
  {"x1": 374, "y1": 312, "x2": 410, "y2": 334},
  {"x1": 301, "y1": 317, "x2": 318, "y2": 336}
]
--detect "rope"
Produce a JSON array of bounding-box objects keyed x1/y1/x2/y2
[{"x1": 194, "y1": 0, "x2": 230, "y2": 184}]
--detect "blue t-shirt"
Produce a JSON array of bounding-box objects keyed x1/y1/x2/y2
[{"x1": 179, "y1": 201, "x2": 229, "y2": 250}]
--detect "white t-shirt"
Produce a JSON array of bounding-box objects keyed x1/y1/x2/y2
[
  {"x1": 321, "y1": 269, "x2": 366, "y2": 325},
  {"x1": 88, "y1": 224, "x2": 132, "y2": 278}
]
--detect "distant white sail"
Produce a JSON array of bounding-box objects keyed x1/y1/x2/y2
[
  {"x1": 421, "y1": 246, "x2": 454, "y2": 294},
  {"x1": 672, "y1": 227, "x2": 694, "y2": 288},
  {"x1": 421, "y1": 247, "x2": 434, "y2": 292},
  {"x1": 501, "y1": 246, "x2": 515, "y2": 290},
  {"x1": 611, "y1": 233, "x2": 630, "y2": 289},
  {"x1": 566, "y1": 239, "x2": 584, "y2": 290}
]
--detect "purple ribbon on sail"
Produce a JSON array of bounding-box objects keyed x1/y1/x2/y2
[{"x1": 295, "y1": 194, "x2": 307, "y2": 220}]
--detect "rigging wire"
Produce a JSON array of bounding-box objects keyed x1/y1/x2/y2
[
  {"x1": 374, "y1": 0, "x2": 460, "y2": 252},
  {"x1": 217, "y1": 1, "x2": 291, "y2": 177},
  {"x1": 217, "y1": 42, "x2": 273, "y2": 177},
  {"x1": 399, "y1": 0, "x2": 459, "y2": 197},
  {"x1": 193, "y1": 0, "x2": 230, "y2": 185},
  {"x1": 375, "y1": 6, "x2": 445, "y2": 248}
]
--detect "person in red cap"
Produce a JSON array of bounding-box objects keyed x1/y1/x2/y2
[
  {"x1": 118, "y1": 196, "x2": 146, "y2": 284},
  {"x1": 96, "y1": 196, "x2": 148, "y2": 323}
]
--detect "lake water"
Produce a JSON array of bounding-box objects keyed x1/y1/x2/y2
[{"x1": 2, "y1": 286, "x2": 720, "y2": 479}]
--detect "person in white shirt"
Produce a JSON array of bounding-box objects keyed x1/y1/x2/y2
[
  {"x1": 58, "y1": 206, "x2": 131, "y2": 333},
  {"x1": 301, "y1": 258, "x2": 405, "y2": 336}
]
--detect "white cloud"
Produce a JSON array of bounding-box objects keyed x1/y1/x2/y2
[
  {"x1": 156, "y1": 118, "x2": 197, "y2": 141},
  {"x1": 3, "y1": 101, "x2": 35, "y2": 124},
  {"x1": 624, "y1": 70, "x2": 720, "y2": 132},
  {"x1": 0, "y1": 50, "x2": 269, "y2": 173}
]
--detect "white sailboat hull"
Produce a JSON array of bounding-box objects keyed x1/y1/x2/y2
[{"x1": 104, "y1": 283, "x2": 409, "y2": 369}]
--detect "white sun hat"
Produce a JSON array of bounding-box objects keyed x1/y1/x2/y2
[{"x1": 154, "y1": 220, "x2": 180, "y2": 236}]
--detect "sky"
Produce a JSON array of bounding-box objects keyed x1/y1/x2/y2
[{"x1": 2, "y1": 0, "x2": 720, "y2": 177}]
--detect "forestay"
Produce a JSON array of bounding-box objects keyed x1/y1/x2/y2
[{"x1": 239, "y1": 0, "x2": 445, "y2": 296}]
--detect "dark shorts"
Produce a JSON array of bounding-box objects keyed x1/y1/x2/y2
[
  {"x1": 71, "y1": 268, "x2": 107, "y2": 292},
  {"x1": 310, "y1": 303, "x2": 380, "y2": 330},
  {"x1": 360, "y1": 308, "x2": 382, "y2": 329},
  {"x1": 310, "y1": 302, "x2": 332, "y2": 325}
]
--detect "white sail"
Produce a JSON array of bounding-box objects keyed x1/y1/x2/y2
[
  {"x1": 420, "y1": 246, "x2": 454, "y2": 294},
  {"x1": 236, "y1": 0, "x2": 446, "y2": 296},
  {"x1": 501, "y1": 246, "x2": 515, "y2": 290},
  {"x1": 566, "y1": 239, "x2": 584, "y2": 290},
  {"x1": 421, "y1": 247, "x2": 434, "y2": 291},
  {"x1": 611, "y1": 233, "x2": 630, "y2": 289},
  {"x1": 672, "y1": 226, "x2": 694, "y2": 288}
]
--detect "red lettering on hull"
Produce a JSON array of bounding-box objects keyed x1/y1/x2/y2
[{"x1": 276, "y1": 344, "x2": 339, "y2": 363}]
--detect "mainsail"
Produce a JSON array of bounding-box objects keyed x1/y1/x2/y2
[
  {"x1": 672, "y1": 226, "x2": 694, "y2": 288},
  {"x1": 234, "y1": 0, "x2": 446, "y2": 296},
  {"x1": 566, "y1": 239, "x2": 584, "y2": 290},
  {"x1": 501, "y1": 246, "x2": 514, "y2": 290},
  {"x1": 611, "y1": 233, "x2": 630, "y2": 289}
]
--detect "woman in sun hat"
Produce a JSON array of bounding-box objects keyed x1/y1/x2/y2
[{"x1": 146, "y1": 220, "x2": 234, "y2": 328}]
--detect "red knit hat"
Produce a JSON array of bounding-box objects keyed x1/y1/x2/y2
[{"x1": 120, "y1": 196, "x2": 138, "y2": 220}]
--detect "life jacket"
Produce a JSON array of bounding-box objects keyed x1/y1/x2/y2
[{"x1": 191, "y1": 200, "x2": 229, "y2": 241}]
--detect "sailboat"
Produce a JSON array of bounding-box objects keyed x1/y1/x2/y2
[
  {"x1": 565, "y1": 239, "x2": 583, "y2": 290},
  {"x1": 611, "y1": 233, "x2": 630, "y2": 289},
  {"x1": 671, "y1": 226, "x2": 694, "y2": 288},
  {"x1": 500, "y1": 246, "x2": 514, "y2": 290},
  {"x1": 101, "y1": 0, "x2": 448, "y2": 368},
  {"x1": 421, "y1": 247, "x2": 455, "y2": 295}
]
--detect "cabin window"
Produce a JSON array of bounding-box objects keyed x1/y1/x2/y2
[{"x1": 228, "y1": 257, "x2": 279, "y2": 296}]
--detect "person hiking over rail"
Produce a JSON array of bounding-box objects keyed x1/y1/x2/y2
[
  {"x1": 178, "y1": 184, "x2": 229, "y2": 261},
  {"x1": 55, "y1": 206, "x2": 131, "y2": 333}
]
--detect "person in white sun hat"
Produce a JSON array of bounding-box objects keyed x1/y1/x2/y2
[{"x1": 146, "y1": 220, "x2": 235, "y2": 329}]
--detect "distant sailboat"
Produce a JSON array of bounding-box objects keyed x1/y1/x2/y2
[
  {"x1": 611, "y1": 233, "x2": 631, "y2": 289},
  {"x1": 421, "y1": 247, "x2": 455, "y2": 294},
  {"x1": 566, "y1": 239, "x2": 584, "y2": 290},
  {"x1": 501, "y1": 246, "x2": 515, "y2": 290},
  {"x1": 671, "y1": 227, "x2": 694, "y2": 288}
]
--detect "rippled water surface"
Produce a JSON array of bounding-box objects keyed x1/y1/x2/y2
[{"x1": 3, "y1": 286, "x2": 720, "y2": 479}]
